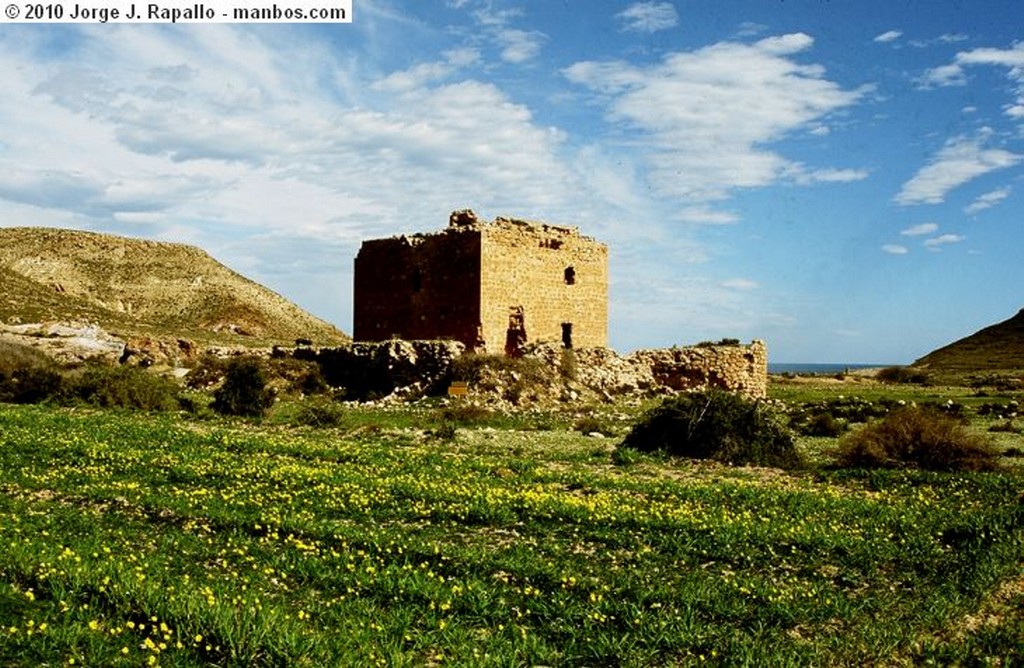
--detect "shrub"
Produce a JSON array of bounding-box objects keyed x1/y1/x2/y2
[
  {"x1": 0, "y1": 342, "x2": 63, "y2": 404},
  {"x1": 876, "y1": 366, "x2": 931, "y2": 385},
  {"x1": 620, "y1": 390, "x2": 801, "y2": 469},
  {"x1": 796, "y1": 411, "x2": 848, "y2": 437},
  {"x1": 185, "y1": 354, "x2": 228, "y2": 390},
  {"x1": 61, "y1": 364, "x2": 180, "y2": 411},
  {"x1": 212, "y1": 357, "x2": 274, "y2": 417},
  {"x1": 834, "y1": 406, "x2": 1001, "y2": 472},
  {"x1": 430, "y1": 422, "x2": 458, "y2": 441},
  {"x1": 574, "y1": 416, "x2": 614, "y2": 437},
  {"x1": 293, "y1": 398, "x2": 346, "y2": 428}
]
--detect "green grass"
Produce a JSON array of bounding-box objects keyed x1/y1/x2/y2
[{"x1": 0, "y1": 401, "x2": 1021, "y2": 666}]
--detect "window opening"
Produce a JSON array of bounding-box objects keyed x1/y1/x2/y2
[
  {"x1": 561, "y1": 322, "x2": 573, "y2": 349},
  {"x1": 564, "y1": 266, "x2": 576, "y2": 285}
]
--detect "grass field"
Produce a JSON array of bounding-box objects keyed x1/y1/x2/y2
[{"x1": 0, "y1": 383, "x2": 1021, "y2": 666}]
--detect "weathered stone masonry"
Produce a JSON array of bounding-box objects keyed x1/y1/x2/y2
[
  {"x1": 352, "y1": 210, "x2": 767, "y2": 401},
  {"x1": 354, "y1": 210, "x2": 608, "y2": 355}
]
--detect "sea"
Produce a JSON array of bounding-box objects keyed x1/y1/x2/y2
[{"x1": 768, "y1": 363, "x2": 888, "y2": 375}]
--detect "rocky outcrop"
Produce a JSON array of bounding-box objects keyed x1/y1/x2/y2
[{"x1": 0, "y1": 321, "x2": 126, "y2": 364}]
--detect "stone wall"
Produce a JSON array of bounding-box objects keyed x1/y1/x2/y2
[
  {"x1": 353, "y1": 228, "x2": 482, "y2": 345},
  {"x1": 530, "y1": 340, "x2": 768, "y2": 400},
  {"x1": 298, "y1": 339, "x2": 767, "y2": 403},
  {"x1": 478, "y1": 216, "x2": 607, "y2": 354}
]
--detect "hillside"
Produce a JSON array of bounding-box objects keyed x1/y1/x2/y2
[
  {"x1": 0, "y1": 227, "x2": 348, "y2": 347},
  {"x1": 913, "y1": 307, "x2": 1024, "y2": 378}
]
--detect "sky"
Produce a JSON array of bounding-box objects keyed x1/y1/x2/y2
[{"x1": 1, "y1": 0, "x2": 1022, "y2": 363}]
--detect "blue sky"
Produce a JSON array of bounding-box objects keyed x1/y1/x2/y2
[{"x1": 1, "y1": 1, "x2": 1022, "y2": 363}]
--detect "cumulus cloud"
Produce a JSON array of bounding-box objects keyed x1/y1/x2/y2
[
  {"x1": 0, "y1": 24, "x2": 596, "y2": 330},
  {"x1": 882, "y1": 244, "x2": 909, "y2": 255},
  {"x1": 894, "y1": 131, "x2": 1022, "y2": 205},
  {"x1": 922, "y1": 43, "x2": 1024, "y2": 118},
  {"x1": 965, "y1": 187, "x2": 1011, "y2": 214},
  {"x1": 617, "y1": 2, "x2": 679, "y2": 33},
  {"x1": 924, "y1": 234, "x2": 966, "y2": 250},
  {"x1": 496, "y1": 29, "x2": 546, "y2": 63},
  {"x1": 900, "y1": 222, "x2": 939, "y2": 236},
  {"x1": 874, "y1": 30, "x2": 902, "y2": 44},
  {"x1": 564, "y1": 33, "x2": 869, "y2": 204}
]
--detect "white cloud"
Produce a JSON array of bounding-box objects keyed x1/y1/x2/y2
[
  {"x1": 0, "y1": 25, "x2": 604, "y2": 331},
  {"x1": 965, "y1": 187, "x2": 1011, "y2": 214},
  {"x1": 919, "y1": 63, "x2": 967, "y2": 88},
  {"x1": 874, "y1": 30, "x2": 902, "y2": 44},
  {"x1": 371, "y1": 48, "x2": 480, "y2": 92},
  {"x1": 924, "y1": 233, "x2": 966, "y2": 250},
  {"x1": 900, "y1": 222, "x2": 939, "y2": 236},
  {"x1": 496, "y1": 29, "x2": 546, "y2": 63},
  {"x1": 564, "y1": 33, "x2": 869, "y2": 203},
  {"x1": 722, "y1": 278, "x2": 759, "y2": 291},
  {"x1": 617, "y1": 2, "x2": 679, "y2": 34},
  {"x1": 798, "y1": 167, "x2": 870, "y2": 183},
  {"x1": 922, "y1": 43, "x2": 1024, "y2": 119},
  {"x1": 894, "y1": 131, "x2": 1022, "y2": 205},
  {"x1": 676, "y1": 206, "x2": 739, "y2": 225},
  {"x1": 882, "y1": 244, "x2": 909, "y2": 255}
]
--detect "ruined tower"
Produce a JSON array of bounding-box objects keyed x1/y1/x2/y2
[{"x1": 353, "y1": 210, "x2": 608, "y2": 354}]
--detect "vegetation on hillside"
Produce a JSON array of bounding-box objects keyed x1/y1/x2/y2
[
  {"x1": 0, "y1": 227, "x2": 348, "y2": 347},
  {"x1": 913, "y1": 307, "x2": 1024, "y2": 383}
]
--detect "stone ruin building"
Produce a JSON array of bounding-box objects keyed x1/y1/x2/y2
[
  {"x1": 351, "y1": 209, "x2": 768, "y2": 400},
  {"x1": 354, "y1": 210, "x2": 608, "y2": 355}
]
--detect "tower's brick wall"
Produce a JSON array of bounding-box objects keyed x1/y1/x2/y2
[
  {"x1": 479, "y1": 218, "x2": 608, "y2": 354},
  {"x1": 353, "y1": 210, "x2": 608, "y2": 354}
]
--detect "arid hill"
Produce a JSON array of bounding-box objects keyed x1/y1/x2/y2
[
  {"x1": 0, "y1": 227, "x2": 348, "y2": 347},
  {"x1": 913, "y1": 307, "x2": 1024, "y2": 379}
]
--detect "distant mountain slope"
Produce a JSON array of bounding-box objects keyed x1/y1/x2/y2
[
  {"x1": 0, "y1": 227, "x2": 348, "y2": 346},
  {"x1": 913, "y1": 308, "x2": 1024, "y2": 376}
]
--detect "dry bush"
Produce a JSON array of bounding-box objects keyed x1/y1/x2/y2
[{"x1": 834, "y1": 406, "x2": 1001, "y2": 472}]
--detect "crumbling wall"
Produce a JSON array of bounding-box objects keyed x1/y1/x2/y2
[
  {"x1": 478, "y1": 216, "x2": 608, "y2": 354},
  {"x1": 627, "y1": 340, "x2": 768, "y2": 399},
  {"x1": 353, "y1": 229, "x2": 482, "y2": 345},
  {"x1": 527, "y1": 340, "x2": 768, "y2": 400}
]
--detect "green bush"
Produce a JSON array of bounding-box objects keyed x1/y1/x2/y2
[
  {"x1": 61, "y1": 364, "x2": 180, "y2": 411},
  {"x1": 293, "y1": 398, "x2": 346, "y2": 428},
  {"x1": 212, "y1": 357, "x2": 274, "y2": 417},
  {"x1": 797, "y1": 411, "x2": 848, "y2": 437},
  {"x1": 876, "y1": 366, "x2": 931, "y2": 385},
  {"x1": 620, "y1": 390, "x2": 801, "y2": 469},
  {"x1": 834, "y1": 406, "x2": 1001, "y2": 472},
  {"x1": 185, "y1": 354, "x2": 228, "y2": 390},
  {"x1": 0, "y1": 342, "x2": 63, "y2": 404},
  {"x1": 574, "y1": 415, "x2": 614, "y2": 437}
]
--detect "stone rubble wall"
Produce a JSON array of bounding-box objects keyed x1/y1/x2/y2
[
  {"x1": 525, "y1": 340, "x2": 768, "y2": 400},
  {"x1": 301, "y1": 338, "x2": 767, "y2": 403}
]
